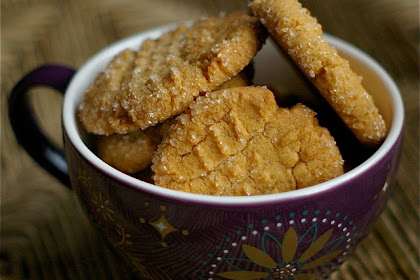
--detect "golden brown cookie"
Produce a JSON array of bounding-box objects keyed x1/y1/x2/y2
[
  {"x1": 78, "y1": 49, "x2": 137, "y2": 135},
  {"x1": 250, "y1": 0, "x2": 387, "y2": 145},
  {"x1": 120, "y1": 12, "x2": 266, "y2": 130},
  {"x1": 152, "y1": 86, "x2": 344, "y2": 196},
  {"x1": 96, "y1": 119, "x2": 173, "y2": 174}
]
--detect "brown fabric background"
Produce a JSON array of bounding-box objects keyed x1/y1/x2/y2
[{"x1": 1, "y1": 0, "x2": 419, "y2": 279}]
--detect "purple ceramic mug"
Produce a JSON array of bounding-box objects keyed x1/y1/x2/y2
[{"x1": 9, "y1": 25, "x2": 404, "y2": 280}]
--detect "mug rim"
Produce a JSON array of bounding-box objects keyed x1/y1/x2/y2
[{"x1": 63, "y1": 24, "x2": 404, "y2": 206}]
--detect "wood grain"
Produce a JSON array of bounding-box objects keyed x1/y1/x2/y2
[{"x1": 1, "y1": 0, "x2": 419, "y2": 279}]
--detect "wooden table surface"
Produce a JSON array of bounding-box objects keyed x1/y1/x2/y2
[{"x1": 1, "y1": 0, "x2": 419, "y2": 279}]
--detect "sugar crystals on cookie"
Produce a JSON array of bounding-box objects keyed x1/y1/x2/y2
[
  {"x1": 78, "y1": 50, "x2": 137, "y2": 135},
  {"x1": 250, "y1": 0, "x2": 387, "y2": 145}
]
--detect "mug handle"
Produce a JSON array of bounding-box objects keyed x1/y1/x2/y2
[{"x1": 8, "y1": 65, "x2": 76, "y2": 188}]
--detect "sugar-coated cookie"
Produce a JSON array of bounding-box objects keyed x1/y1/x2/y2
[
  {"x1": 120, "y1": 12, "x2": 266, "y2": 130},
  {"x1": 250, "y1": 0, "x2": 387, "y2": 145}
]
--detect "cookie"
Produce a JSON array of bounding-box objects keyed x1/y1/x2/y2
[
  {"x1": 78, "y1": 49, "x2": 137, "y2": 135},
  {"x1": 250, "y1": 0, "x2": 387, "y2": 145},
  {"x1": 152, "y1": 86, "x2": 344, "y2": 196},
  {"x1": 120, "y1": 12, "x2": 266, "y2": 130},
  {"x1": 96, "y1": 119, "x2": 173, "y2": 174}
]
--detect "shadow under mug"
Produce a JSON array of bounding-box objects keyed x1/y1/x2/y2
[{"x1": 8, "y1": 25, "x2": 404, "y2": 280}]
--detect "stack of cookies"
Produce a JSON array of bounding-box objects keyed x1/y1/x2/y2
[{"x1": 78, "y1": 0, "x2": 386, "y2": 196}]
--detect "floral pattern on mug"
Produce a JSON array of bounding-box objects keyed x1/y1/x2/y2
[
  {"x1": 217, "y1": 227, "x2": 342, "y2": 279},
  {"x1": 198, "y1": 211, "x2": 358, "y2": 280}
]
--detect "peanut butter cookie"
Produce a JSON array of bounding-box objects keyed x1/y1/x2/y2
[
  {"x1": 120, "y1": 12, "x2": 266, "y2": 130},
  {"x1": 152, "y1": 86, "x2": 344, "y2": 196},
  {"x1": 96, "y1": 119, "x2": 173, "y2": 174},
  {"x1": 250, "y1": 0, "x2": 387, "y2": 145}
]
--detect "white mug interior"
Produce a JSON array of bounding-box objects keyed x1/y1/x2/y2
[{"x1": 63, "y1": 24, "x2": 404, "y2": 205}]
